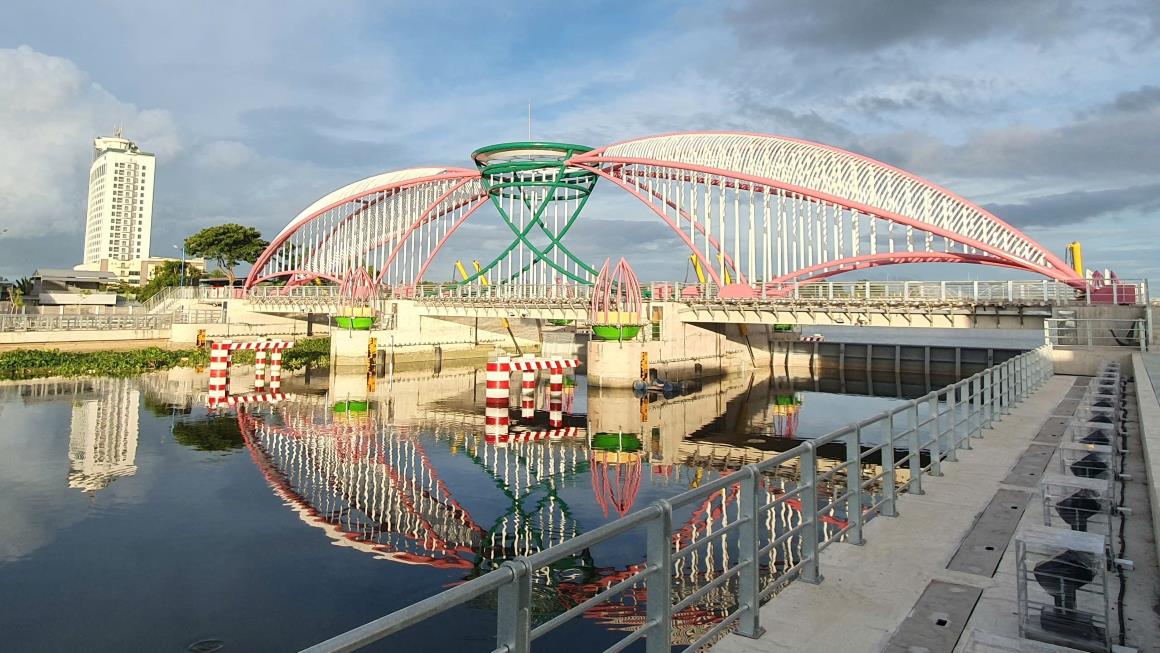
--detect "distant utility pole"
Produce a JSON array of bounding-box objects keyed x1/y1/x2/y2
[{"x1": 527, "y1": 101, "x2": 532, "y2": 140}]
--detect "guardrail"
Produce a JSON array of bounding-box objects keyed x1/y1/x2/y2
[
  {"x1": 301, "y1": 345, "x2": 1054, "y2": 653},
  {"x1": 155, "y1": 279, "x2": 1150, "y2": 307},
  {"x1": 420, "y1": 280, "x2": 1148, "y2": 306},
  {"x1": 1045, "y1": 317, "x2": 1148, "y2": 350},
  {"x1": 172, "y1": 309, "x2": 227, "y2": 324},
  {"x1": 0, "y1": 313, "x2": 173, "y2": 332}
]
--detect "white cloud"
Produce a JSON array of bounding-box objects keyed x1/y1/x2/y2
[{"x1": 0, "y1": 46, "x2": 179, "y2": 238}]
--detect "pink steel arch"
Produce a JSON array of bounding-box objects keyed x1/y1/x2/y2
[
  {"x1": 247, "y1": 131, "x2": 1080, "y2": 291},
  {"x1": 569, "y1": 131, "x2": 1081, "y2": 286},
  {"x1": 245, "y1": 168, "x2": 487, "y2": 289}
]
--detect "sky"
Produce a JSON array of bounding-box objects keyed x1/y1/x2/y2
[{"x1": 0, "y1": 0, "x2": 1158, "y2": 283}]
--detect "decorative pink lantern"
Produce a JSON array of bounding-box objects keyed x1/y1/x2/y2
[{"x1": 589, "y1": 257, "x2": 643, "y2": 341}]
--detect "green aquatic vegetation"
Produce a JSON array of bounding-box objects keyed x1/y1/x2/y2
[{"x1": 0, "y1": 338, "x2": 330, "y2": 380}]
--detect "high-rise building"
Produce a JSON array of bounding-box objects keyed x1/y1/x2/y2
[{"x1": 81, "y1": 130, "x2": 155, "y2": 265}]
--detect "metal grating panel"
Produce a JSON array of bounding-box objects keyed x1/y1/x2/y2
[{"x1": 947, "y1": 489, "x2": 1031, "y2": 576}]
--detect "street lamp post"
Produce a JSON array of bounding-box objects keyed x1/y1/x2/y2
[{"x1": 173, "y1": 244, "x2": 187, "y2": 286}]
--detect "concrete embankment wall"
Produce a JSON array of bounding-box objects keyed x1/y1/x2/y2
[
  {"x1": 0, "y1": 328, "x2": 171, "y2": 347},
  {"x1": 1131, "y1": 353, "x2": 1160, "y2": 567}
]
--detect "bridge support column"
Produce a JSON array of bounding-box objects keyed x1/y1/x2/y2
[
  {"x1": 330, "y1": 328, "x2": 371, "y2": 371},
  {"x1": 588, "y1": 305, "x2": 770, "y2": 387}
]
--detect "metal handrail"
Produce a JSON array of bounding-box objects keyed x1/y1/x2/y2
[
  {"x1": 0, "y1": 313, "x2": 173, "y2": 332},
  {"x1": 412, "y1": 279, "x2": 1148, "y2": 306},
  {"x1": 301, "y1": 345, "x2": 1054, "y2": 653},
  {"x1": 154, "y1": 279, "x2": 1149, "y2": 307},
  {"x1": 1044, "y1": 317, "x2": 1149, "y2": 351}
]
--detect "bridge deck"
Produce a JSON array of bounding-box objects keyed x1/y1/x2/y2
[{"x1": 711, "y1": 373, "x2": 1159, "y2": 653}]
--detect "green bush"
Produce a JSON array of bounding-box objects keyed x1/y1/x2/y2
[{"x1": 0, "y1": 338, "x2": 330, "y2": 380}]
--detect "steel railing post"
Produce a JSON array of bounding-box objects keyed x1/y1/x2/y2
[
  {"x1": 645, "y1": 502, "x2": 674, "y2": 653},
  {"x1": 496, "y1": 560, "x2": 531, "y2": 653},
  {"x1": 970, "y1": 375, "x2": 982, "y2": 438},
  {"x1": 881, "y1": 414, "x2": 898, "y2": 516},
  {"x1": 926, "y1": 395, "x2": 943, "y2": 475},
  {"x1": 1003, "y1": 361, "x2": 1014, "y2": 414},
  {"x1": 1144, "y1": 279, "x2": 1153, "y2": 352},
  {"x1": 983, "y1": 366, "x2": 992, "y2": 422},
  {"x1": 1019, "y1": 355, "x2": 1028, "y2": 398},
  {"x1": 846, "y1": 426, "x2": 865, "y2": 545},
  {"x1": 956, "y1": 382, "x2": 971, "y2": 450},
  {"x1": 737, "y1": 466, "x2": 765, "y2": 639},
  {"x1": 938, "y1": 390, "x2": 956, "y2": 463},
  {"x1": 800, "y1": 442, "x2": 824, "y2": 583},
  {"x1": 907, "y1": 402, "x2": 923, "y2": 495}
]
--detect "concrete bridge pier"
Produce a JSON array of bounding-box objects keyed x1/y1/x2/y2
[
  {"x1": 331, "y1": 300, "x2": 543, "y2": 371},
  {"x1": 588, "y1": 304, "x2": 776, "y2": 387}
]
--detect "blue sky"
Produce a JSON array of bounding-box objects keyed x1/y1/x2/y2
[{"x1": 0, "y1": 0, "x2": 1158, "y2": 282}]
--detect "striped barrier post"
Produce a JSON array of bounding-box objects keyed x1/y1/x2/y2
[
  {"x1": 549, "y1": 356, "x2": 564, "y2": 428},
  {"x1": 485, "y1": 355, "x2": 511, "y2": 444},
  {"x1": 520, "y1": 353, "x2": 536, "y2": 421},
  {"x1": 254, "y1": 350, "x2": 267, "y2": 389},
  {"x1": 208, "y1": 340, "x2": 232, "y2": 408},
  {"x1": 268, "y1": 349, "x2": 283, "y2": 391}
]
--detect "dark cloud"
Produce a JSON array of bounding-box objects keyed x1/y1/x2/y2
[
  {"x1": 1105, "y1": 85, "x2": 1160, "y2": 113},
  {"x1": 725, "y1": 0, "x2": 1093, "y2": 53},
  {"x1": 853, "y1": 84, "x2": 1160, "y2": 181},
  {"x1": 985, "y1": 183, "x2": 1160, "y2": 227}
]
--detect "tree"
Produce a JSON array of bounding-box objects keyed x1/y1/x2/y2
[
  {"x1": 184, "y1": 223, "x2": 268, "y2": 284},
  {"x1": 14, "y1": 277, "x2": 32, "y2": 296},
  {"x1": 137, "y1": 260, "x2": 203, "y2": 302},
  {"x1": 7, "y1": 286, "x2": 23, "y2": 311}
]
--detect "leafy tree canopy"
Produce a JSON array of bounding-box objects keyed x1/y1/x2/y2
[
  {"x1": 184, "y1": 224, "x2": 268, "y2": 283},
  {"x1": 137, "y1": 260, "x2": 204, "y2": 302}
]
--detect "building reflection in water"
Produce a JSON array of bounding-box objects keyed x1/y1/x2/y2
[
  {"x1": 219, "y1": 364, "x2": 884, "y2": 646},
  {"x1": 66, "y1": 378, "x2": 140, "y2": 492}
]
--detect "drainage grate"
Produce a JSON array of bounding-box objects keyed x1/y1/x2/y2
[
  {"x1": 883, "y1": 580, "x2": 983, "y2": 653},
  {"x1": 1034, "y1": 417, "x2": 1069, "y2": 443},
  {"x1": 1000, "y1": 443, "x2": 1055, "y2": 487},
  {"x1": 946, "y1": 489, "x2": 1030, "y2": 576}
]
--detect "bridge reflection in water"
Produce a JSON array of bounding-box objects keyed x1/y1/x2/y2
[{"x1": 196, "y1": 362, "x2": 920, "y2": 648}]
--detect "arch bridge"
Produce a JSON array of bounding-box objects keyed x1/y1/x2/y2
[{"x1": 245, "y1": 132, "x2": 1088, "y2": 297}]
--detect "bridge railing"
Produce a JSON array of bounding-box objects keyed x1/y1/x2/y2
[
  {"x1": 300, "y1": 345, "x2": 1054, "y2": 653},
  {"x1": 0, "y1": 313, "x2": 173, "y2": 332},
  {"x1": 1045, "y1": 317, "x2": 1148, "y2": 349},
  {"x1": 172, "y1": 309, "x2": 227, "y2": 324},
  {"x1": 407, "y1": 280, "x2": 1146, "y2": 306},
  {"x1": 669, "y1": 279, "x2": 1147, "y2": 305}
]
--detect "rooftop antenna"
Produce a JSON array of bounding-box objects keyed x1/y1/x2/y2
[{"x1": 113, "y1": 124, "x2": 123, "y2": 138}]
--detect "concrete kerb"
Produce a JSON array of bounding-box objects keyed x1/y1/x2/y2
[{"x1": 1130, "y1": 352, "x2": 1160, "y2": 568}]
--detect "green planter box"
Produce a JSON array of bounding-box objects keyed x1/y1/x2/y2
[
  {"x1": 333, "y1": 400, "x2": 369, "y2": 413},
  {"x1": 335, "y1": 316, "x2": 374, "y2": 330},
  {"x1": 591, "y1": 324, "x2": 641, "y2": 341},
  {"x1": 590, "y1": 432, "x2": 643, "y2": 452}
]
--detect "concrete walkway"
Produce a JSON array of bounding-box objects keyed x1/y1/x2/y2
[{"x1": 713, "y1": 376, "x2": 1074, "y2": 653}]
